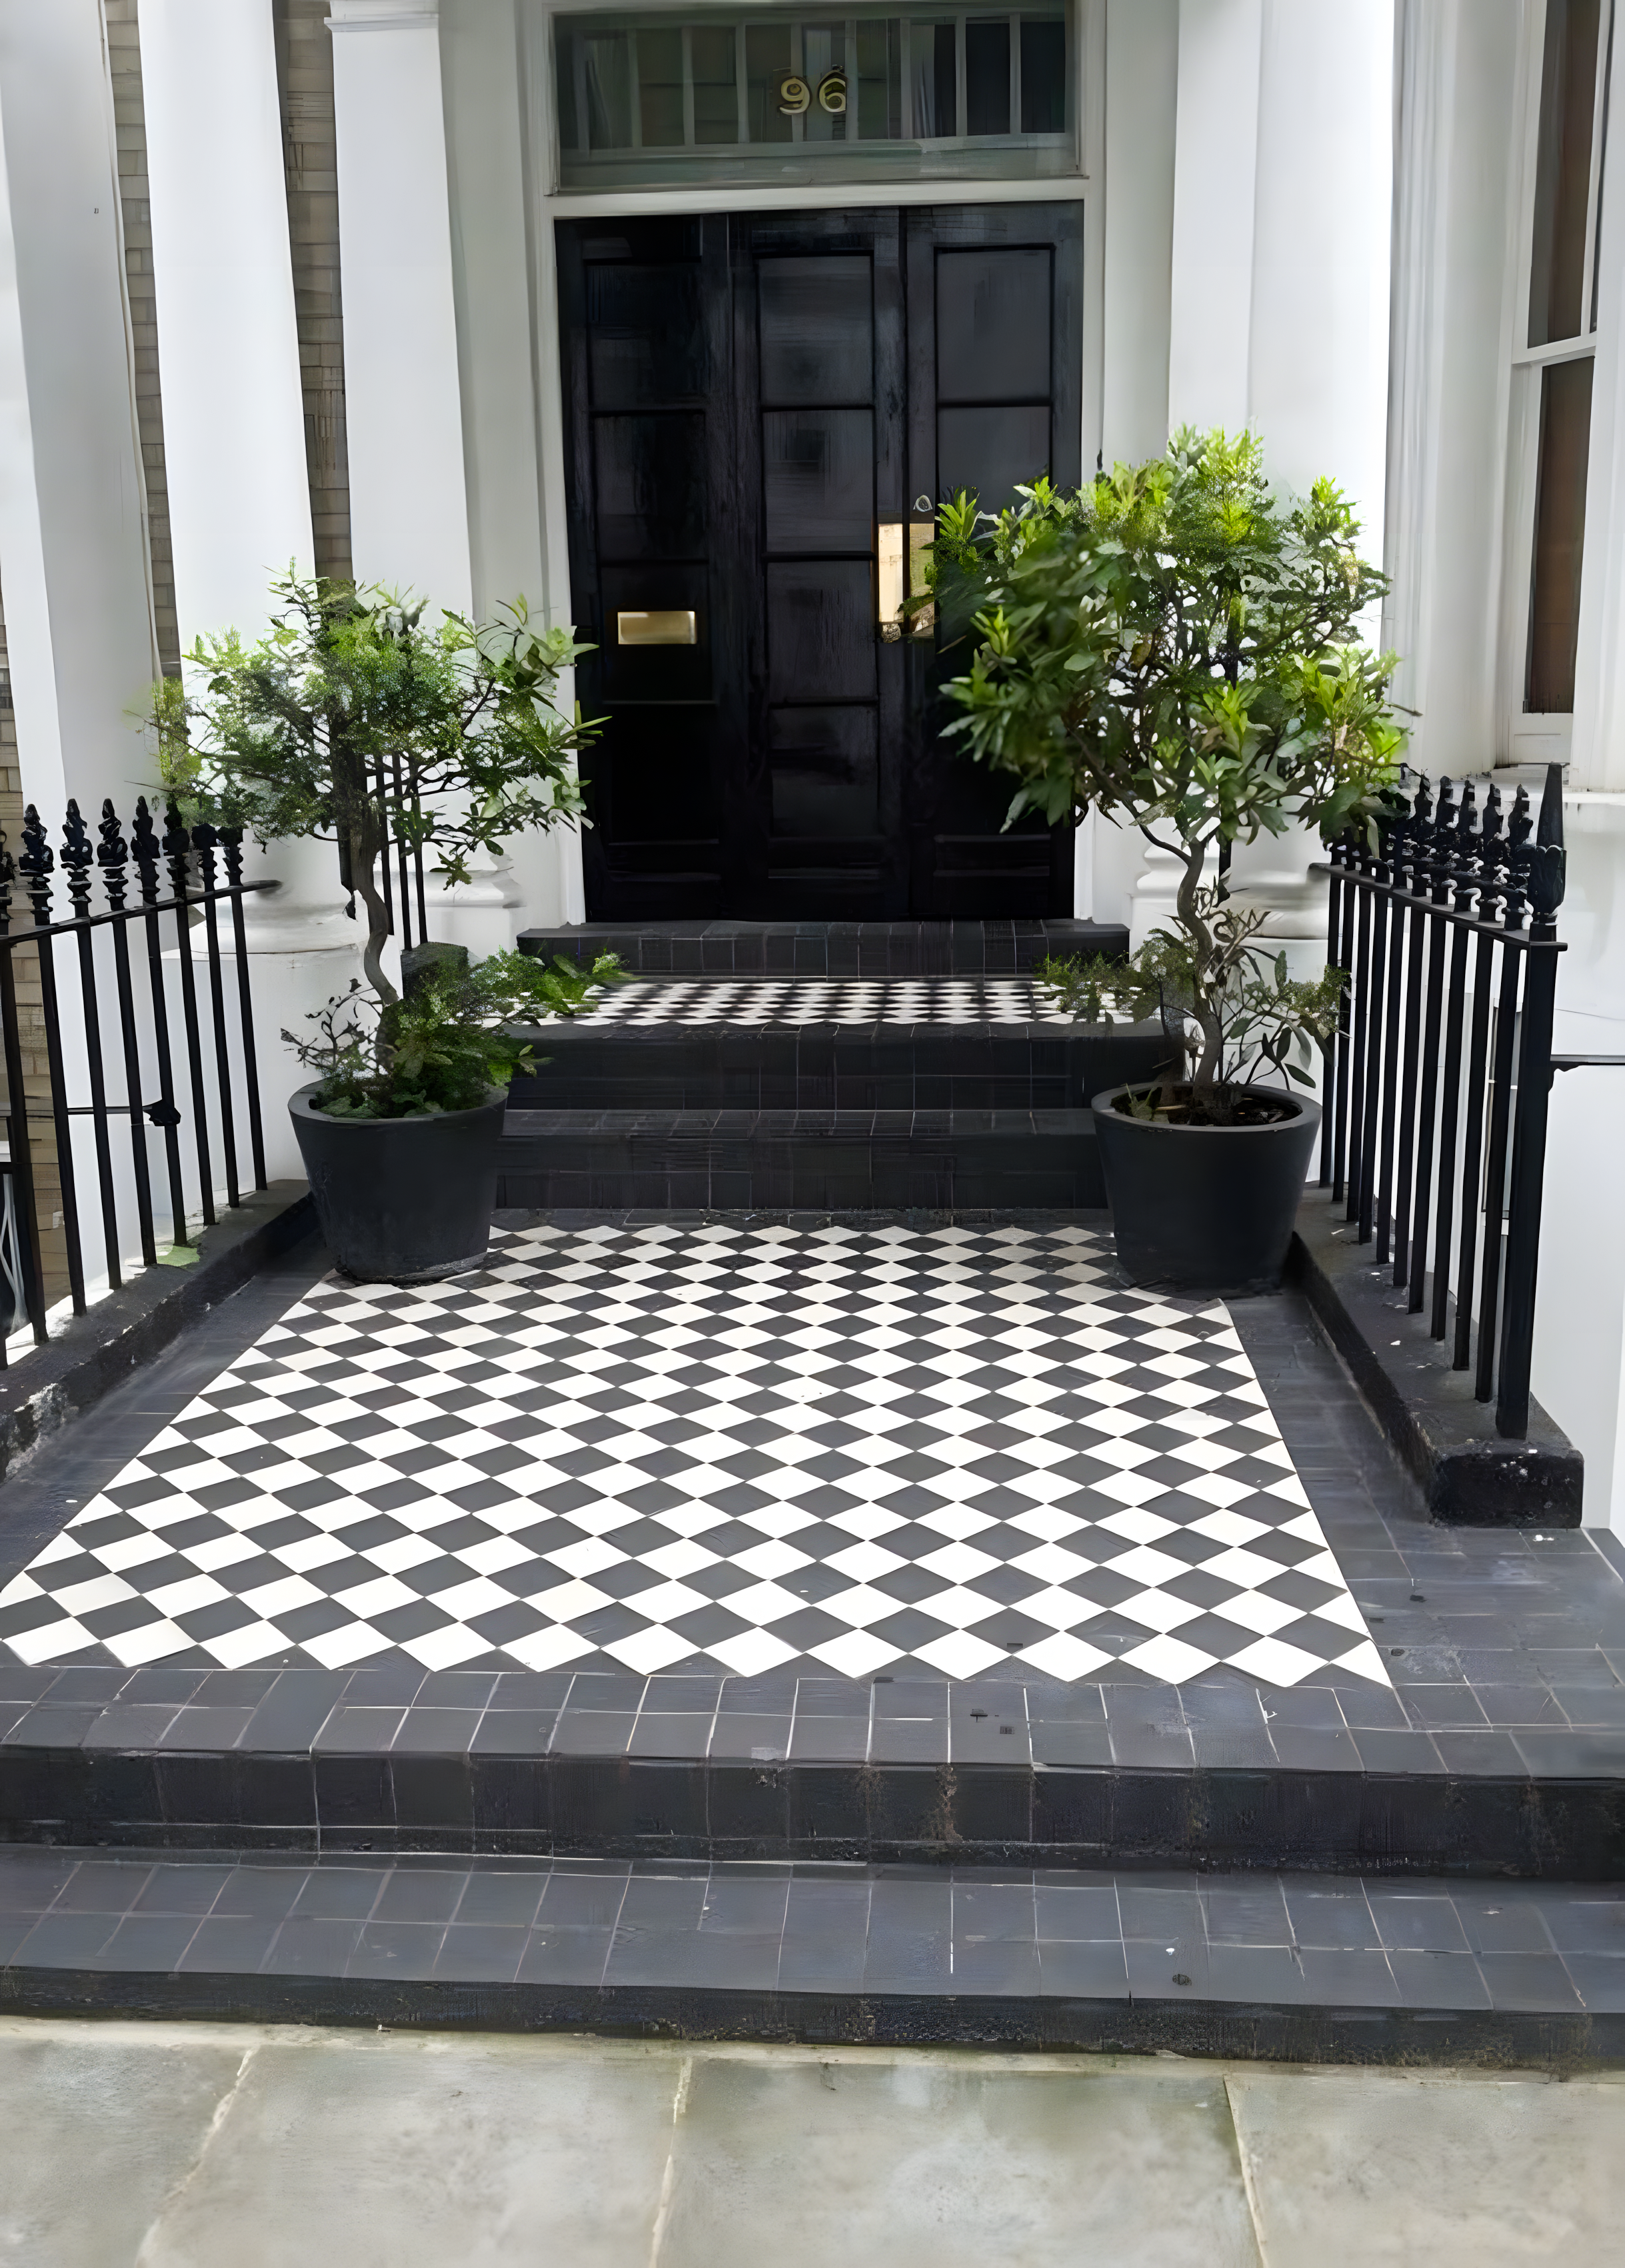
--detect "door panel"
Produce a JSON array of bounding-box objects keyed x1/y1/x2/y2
[
  {"x1": 766, "y1": 560, "x2": 878, "y2": 701},
  {"x1": 770, "y1": 708, "x2": 880, "y2": 837},
  {"x1": 758, "y1": 255, "x2": 874, "y2": 401},
  {"x1": 937, "y1": 404, "x2": 1053, "y2": 513},
  {"x1": 935, "y1": 247, "x2": 1053, "y2": 401},
  {"x1": 762, "y1": 409, "x2": 876, "y2": 551},
  {"x1": 559, "y1": 203, "x2": 1079, "y2": 921},
  {"x1": 593, "y1": 413, "x2": 708, "y2": 557}
]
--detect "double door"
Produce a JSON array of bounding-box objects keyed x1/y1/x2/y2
[{"x1": 557, "y1": 203, "x2": 1082, "y2": 920}]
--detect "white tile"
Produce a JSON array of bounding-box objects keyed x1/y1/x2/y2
[
  {"x1": 105, "y1": 1617, "x2": 195, "y2": 1668},
  {"x1": 203, "y1": 1620, "x2": 289, "y2": 1668},
  {"x1": 303, "y1": 1621, "x2": 397, "y2": 1670},
  {"x1": 323, "y1": 1568, "x2": 422, "y2": 1617},
  {"x1": 914, "y1": 1629, "x2": 1007, "y2": 1680},
  {"x1": 401, "y1": 1623, "x2": 492, "y2": 1671},
  {"x1": 605, "y1": 1625, "x2": 695, "y2": 1675},
  {"x1": 52, "y1": 1572, "x2": 140, "y2": 1615},
  {"x1": 423, "y1": 1575, "x2": 517, "y2": 1622},
  {"x1": 1122, "y1": 1632, "x2": 1218, "y2": 1682},
  {"x1": 1226, "y1": 1634, "x2": 1326, "y2": 1687},
  {"x1": 809, "y1": 1628, "x2": 900, "y2": 1679},
  {"x1": 240, "y1": 1575, "x2": 326, "y2": 1620},
  {"x1": 1018, "y1": 1631, "x2": 1110, "y2": 1679},
  {"x1": 146, "y1": 1569, "x2": 230, "y2": 1623}
]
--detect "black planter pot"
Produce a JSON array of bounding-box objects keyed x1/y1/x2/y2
[
  {"x1": 1090, "y1": 1083, "x2": 1321, "y2": 1295},
  {"x1": 289, "y1": 1084, "x2": 507, "y2": 1283}
]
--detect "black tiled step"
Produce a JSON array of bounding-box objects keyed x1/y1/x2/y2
[
  {"x1": 497, "y1": 1107, "x2": 1110, "y2": 1209},
  {"x1": 511, "y1": 1020, "x2": 1170, "y2": 1115},
  {"x1": 0, "y1": 1848, "x2": 1619, "y2": 2058},
  {"x1": 3, "y1": 1667, "x2": 1623, "y2": 1878},
  {"x1": 520, "y1": 919, "x2": 1130, "y2": 977}
]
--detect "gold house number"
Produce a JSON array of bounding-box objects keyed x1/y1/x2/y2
[{"x1": 779, "y1": 70, "x2": 847, "y2": 115}]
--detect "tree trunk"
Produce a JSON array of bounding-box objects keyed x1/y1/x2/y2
[{"x1": 1175, "y1": 840, "x2": 1225, "y2": 1092}]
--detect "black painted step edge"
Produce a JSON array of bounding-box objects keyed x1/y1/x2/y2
[
  {"x1": 1, "y1": 1965, "x2": 1618, "y2": 2067},
  {"x1": 1289, "y1": 1197, "x2": 1583, "y2": 1527},
  {"x1": 5, "y1": 1751, "x2": 1623, "y2": 1879}
]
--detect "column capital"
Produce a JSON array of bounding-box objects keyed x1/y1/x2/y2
[{"x1": 327, "y1": 1, "x2": 440, "y2": 33}]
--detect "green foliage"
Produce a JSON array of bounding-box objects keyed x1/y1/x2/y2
[
  {"x1": 1037, "y1": 916, "x2": 1344, "y2": 1126},
  {"x1": 927, "y1": 430, "x2": 1404, "y2": 1098},
  {"x1": 145, "y1": 571, "x2": 599, "y2": 1005},
  {"x1": 286, "y1": 950, "x2": 627, "y2": 1120}
]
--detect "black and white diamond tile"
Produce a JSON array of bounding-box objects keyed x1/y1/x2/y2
[
  {"x1": 0, "y1": 1222, "x2": 1388, "y2": 1689},
  {"x1": 578, "y1": 978, "x2": 1074, "y2": 1025}
]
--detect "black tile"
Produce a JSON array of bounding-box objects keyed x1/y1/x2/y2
[
  {"x1": 1037, "y1": 1937, "x2": 1130, "y2": 1999},
  {"x1": 517, "y1": 1925, "x2": 613, "y2": 1985},
  {"x1": 95, "y1": 1913, "x2": 202, "y2": 1973},
  {"x1": 435, "y1": 1924, "x2": 527, "y2": 1982},
  {"x1": 346, "y1": 1922, "x2": 446, "y2": 1978},
  {"x1": 289, "y1": 1867, "x2": 389, "y2": 1920}
]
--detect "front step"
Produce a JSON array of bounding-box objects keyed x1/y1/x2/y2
[
  {"x1": 2, "y1": 1663, "x2": 1622, "y2": 1881},
  {"x1": 509, "y1": 1016, "x2": 1169, "y2": 1115},
  {"x1": 497, "y1": 1107, "x2": 1108, "y2": 1209},
  {"x1": 520, "y1": 917, "x2": 1130, "y2": 978}
]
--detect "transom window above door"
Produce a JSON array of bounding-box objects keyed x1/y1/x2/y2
[{"x1": 551, "y1": 6, "x2": 1073, "y2": 191}]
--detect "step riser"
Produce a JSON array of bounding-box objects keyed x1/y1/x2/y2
[
  {"x1": 513, "y1": 1029, "x2": 1170, "y2": 1115},
  {"x1": 5, "y1": 1749, "x2": 1620, "y2": 1878},
  {"x1": 521, "y1": 919, "x2": 1130, "y2": 978},
  {"x1": 497, "y1": 1121, "x2": 1106, "y2": 1210}
]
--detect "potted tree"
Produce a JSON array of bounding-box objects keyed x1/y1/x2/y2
[
  {"x1": 926, "y1": 431, "x2": 1404, "y2": 1293},
  {"x1": 150, "y1": 573, "x2": 621, "y2": 1281}
]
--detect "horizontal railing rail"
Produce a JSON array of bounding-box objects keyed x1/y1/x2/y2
[
  {"x1": 0, "y1": 797, "x2": 274, "y2": 1363},
  {"x1": 1314, "y1": 762, "x2": 1566, "y2": 1440}
]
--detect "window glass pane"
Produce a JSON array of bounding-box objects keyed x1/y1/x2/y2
[
  {"x1": 691, "y1": 27, "x2": 739, "y2": 145},
  {"x1": 555, "y1": 9, "x2": 1073, "y2": 181},
  {"x1": 1528, "y1": 0, "x2": 1602, "y2": 347},
  {"x1": 1526, "y1": 355, "x2": 1594, "y2": 712},
  {"x1": 582, "y1": 33, "x2": 633, "y2": 151},
  {"x1": 912, "y1": 21, "x2": 956, "y2": 136},
  {"x1": 1020, "y1": 16, "x2": 1066, "y2": 133},
  {"x1": 638, "y1": 27, "x2": 685, "y2": 149},
  {"x1": 856, "y1": 19, "x2": 902, "y2": 138},
  {"x1": 746, "y1": 23, "x2": 795, "y2": 144},
  {"x1": 802, "y1": 23, "x2": 848, "y2": 142},
  {"x1": 966, "y1": 21, "x2": 1011, "y2": 135}
]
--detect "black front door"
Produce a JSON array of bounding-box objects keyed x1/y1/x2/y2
[{"x1": 557, "y1": 203, "x2": 1081, "y2": 921}]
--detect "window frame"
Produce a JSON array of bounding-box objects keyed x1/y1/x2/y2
[{"x1": 1500, "y1": 0, "x2": 1614, "y2": 765}]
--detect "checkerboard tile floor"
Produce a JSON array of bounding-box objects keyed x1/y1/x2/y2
[
  {"x1": 0, "y1": 1221, "x2": 1388, "y2": 1689},
  {"x1": 577, "y1": 979, "x2": 1076, "y2": 1025}
]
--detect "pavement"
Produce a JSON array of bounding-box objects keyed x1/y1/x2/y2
[{"x1": 4, "y1": 2019, "x2": 1623, "y2": 2266}]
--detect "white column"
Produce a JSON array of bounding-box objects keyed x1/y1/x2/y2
[
  {"x1": 142, "y1": 0, "x2": 357, "y2": 1179},
  {"x1": 1166, "y1": 0, "x2": 1262, "y2": 437},
  {"x1": 0, "y1": 0, "x2": 157, "y2": 817},
  {"x1": 330, "y1": 0, "x2": 537, "y2": 952},
  {"x1": 328, "y1": 0, "x2": 471, "y2": 613},
  {"x1": 1152, "y1": 0, "x2": 1396, "y2": 974}
]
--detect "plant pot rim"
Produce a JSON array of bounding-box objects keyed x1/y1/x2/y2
[
  {"x1": 1090, "y1": 1081, "x2": 1320, "y2": 1133},
  {"x1": 288, "y1": 1081, "x2": 507, "y2": 1129}
]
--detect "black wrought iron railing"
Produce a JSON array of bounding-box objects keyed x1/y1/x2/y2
[
  {"x1": 0, "y1": 797, "x2": 273, "y2": 1361},
  {"x1": 1314, "y1": 763, "x2": 1566, "y2": 1440}
]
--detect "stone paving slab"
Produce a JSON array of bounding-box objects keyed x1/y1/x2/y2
[{"x1": 3, "y1": 2023, "x2": 1625, "y2": 2265}]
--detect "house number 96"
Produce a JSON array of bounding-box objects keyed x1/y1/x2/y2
[{"x1": 778, "y1": 71, "x2": 847, "y2": 115}]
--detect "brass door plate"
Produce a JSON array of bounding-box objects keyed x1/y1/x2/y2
[{"x1": 617, "y1": 610, "x2": 697, "y2": 645}]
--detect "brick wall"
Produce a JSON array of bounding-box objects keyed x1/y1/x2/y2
[
  {"x1": 103, "y1": 0, "x2": 181, "y2": 679},
  {"x1": 275, "y1": 0, "x2": 353, "y2": 585}
]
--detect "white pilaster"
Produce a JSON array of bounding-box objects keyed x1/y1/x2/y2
[
  {"x1": 0, "y1": 0, "x2": 157, "y2": 816},
  {"x1": 1166, "y1": 0, "x2": 1262, "y2": 437},
  {"x1": 1149, "y1": 0, "x2": 1396, "y2": 967},
  {"x1": 327, "y1": 0, "x2": 472, "y2": 613},
  {"x1": 142, "y1": 0, "x2": 356, "y2": 1175}
]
